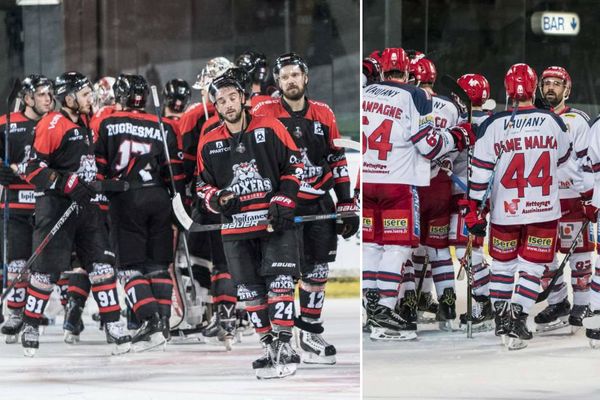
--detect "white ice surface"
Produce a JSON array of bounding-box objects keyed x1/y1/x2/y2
[
  {"x1": 1, "y1": 298, "x2": 360, "y2": 400},
  {"x1": 364, "y1": 257, "x2": 600, "y2": 400}
]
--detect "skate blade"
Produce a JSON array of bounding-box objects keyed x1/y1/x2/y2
[
  {"x1": 500, "y1": 334, "x2": 508, "y2": 346},
  {"x1": 589, "y1": 339, "x2": 600, "y2": 349},
  {"x1": 223, "y1": 337, "x2": 233, "y2": 351},
  {"x1": 369, "y1": 327, "x2": 417, "y2": 341},
  {"x1": 417, "y1": 311, "x2": 437, "y2": 324},
  {"x1": 5, "y1": 334, "x2": 19, "y2": 344},
  {"x1": 111, "y1": 342, "x2": 132, "y2": 356},
  {"x1": 255, "y1": 363, "x2": 297, "y2": 380},
  {"x1": 301, "y1": 352, "x2": 336, "y2": 365},
  {"x1": 459, "y1": 320, "x2": 494, "y2": 333},
  {"x1": 583, "y1": 314, "x2": 600, "y2": 330},
  {"x1": 507, "y1": 337, "x2": 528, "y2": 351},
  {"x1": 535, "y1": 319, "x2": 570, "y2": 334},
  {"x1": 63, "y1": 332, "x2": 80, "y2": 344},
  {"x1": 23, "y1": 348, "x2": 37, "y2": 357},
  {"x1": 438, "y1": 320, "x2": 457, "y2": 332},
  {"x1": 132, "y1": 332, "x2": 167, "y2": 353}
]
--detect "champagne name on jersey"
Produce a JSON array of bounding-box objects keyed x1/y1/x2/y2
[
  {"x1": 362, "y1": 100, "x2": 404, "y2": 120},
  {"x1": 105, "y1": 122, "x2": 162, "y2": 140},
  {"x1": 494, "y1": 135, "x2": 557, "y2": 156},
  {"x1": 228, "y1": 159, "x2": 273, "y2": 201}
]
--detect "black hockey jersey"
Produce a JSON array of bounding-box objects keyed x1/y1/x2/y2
[
  {"x1": 252, "y1": 98, "x2": 351, "y2": 202},
  {"x1": 92, "y1": 110, "x2": 184, "y2": 192},
  {"x1": 0, "y1": 112, "x2": 38, "y2": 213},
  {"x1": 196, "y1": 112, "x2": 303, "y2": 240}
]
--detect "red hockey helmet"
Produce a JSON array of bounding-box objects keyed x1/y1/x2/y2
[
  {"x1": 457, "y1": 74, "x2": 490, "y2": 106},
  {"x1": 541, "y1": 66, "x2": 572, "y2": 97},
  {"x1": 363, "y1": 57, "x2": 384, "y2": 84},
  {"x1": 410, "y1": 57, "x2": 437, "y2": 84},
  {"x1": 379, "y1": 48, "x2": 410, "y2": 76},
  {"x1": 504, "y1": 63, "x2": 537, "y2": 101}
]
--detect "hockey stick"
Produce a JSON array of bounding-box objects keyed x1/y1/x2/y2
[
  {"x1": 333, "y1": 138, "x2": 360, "y2": 151},
  {"x1": 433, "y1": 159, "x2": 467, "y2": 192},
  {"x1": 0, "y1": 201, "x2": 78, "y2": 303},
  {"x1": 415, "y1": 253, "x2": 430, "y2": 303},
  {"x1": 536, "y1": 220, "x2": 589, "y2": 304},
  {"x1": 150, "y1": 85, "x2": 197, "y2": 301},
  {"x1": 2, "y1": 78, "x2": 22, "y2": 293},
  {"x1": 189, "y1": 211, "x2": 357, "y2": 233}
]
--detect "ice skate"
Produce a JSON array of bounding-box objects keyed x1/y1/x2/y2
[
  {"x1": 255, "y1": 331, "x2": 300, "y2": 379},
  {"x1": 236, "y1": 309, "x2": 254, "y2": 338},
  {"x1": 507, "y1": 304, "x2": 532, "y2": 351},
  {"x1": 1, "y1": 308, "x2": 24, "y2": 344},
  {"x1": 568, "y1": 304, "x2": 592, "y2": 333},
  {"x1": 63, "y1": 298, "x2": 85, "y2": 344},
  {"x1": 299, "y1": 329, "x2": 336, "y2": 365},
  {"x1": 105, "y1": 321, "x2": 132, "y2": 355},
  {"x1": 370, "y1": 304, "x2": 417, "y2": 341},
  {"x1": 586, "y1": 327, "x2": 600, "y2": 349},
  {"x1": 459, "y1": 295, "x2": 494, "y2": 332},
  {"x1": 131, "y1": 313, "x2": 166, "y2": 352},
  {"x1": 436, "y1": 288, "x2": 457, "y2": 331},
  {"x1": 363, "y1": 289, "x2": 379, "y2": 332},
  {"x1": 397, "y1": 290, "x2": 417, "y2": 325},
  {"x1": 493, "y1": 301, "x2": 511, "y2": 344},
  {"x1": 417, "y1": 291, "x2": 438, "y2": 324},
  {"x1": 534, "y1": 298, "x2": 570, "y2": 334},
  {"x1": 582, "y1": 310, "x2": 600, "y2": 330},
  {"x1": 21, "y1": 323, "x2": 39, "y2": 357}
]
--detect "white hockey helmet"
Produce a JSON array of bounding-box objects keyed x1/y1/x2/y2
[
  {"x1": 93, "y1": 76, "x2": 116, "y2": 108},
  {"x1": 193, "y1": 57, "x2": 234, "y2": 91}
]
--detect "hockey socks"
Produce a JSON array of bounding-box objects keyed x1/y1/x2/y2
[
  {"x1": 22, "y1": 273, "x2": 53, "y2": 326},
  {"x1": 90, "y1": 264, "x2": 121, "y2": 323},
  {"x1": 299, "y1": 263, "x2": 328, "y2": 321},
  {"x1": 5, "y1": 260, "x2": 28, "y2": 310}
]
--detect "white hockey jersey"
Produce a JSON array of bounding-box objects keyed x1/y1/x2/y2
[
  {"x1": 469, "y1": 105, "x2": 571, "y2": 225},
  {"x1": 556, "y1": 107, "x2": 592, "y2": 199},
  {"x1": 362, "y1": 82, "x2": 456, "y2": 186},
  {"x1": 452, "y1": 109, "x2": 493, "y2": 195},
  {"x1": 430, "y1": 94, "x2": 460, "y2": 179},
  {"x1": 587, "y1": 116, "x2": 600, "y2": 207}
]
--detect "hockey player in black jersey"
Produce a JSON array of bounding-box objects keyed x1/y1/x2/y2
[
  {"x1": 196, "y1": 74, "x2": 304, "y2": 379},
  {"x1": 93, "y1": 74, "x2": 185, "y2": 352}
]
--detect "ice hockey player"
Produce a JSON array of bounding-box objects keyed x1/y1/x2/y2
[
  {"x1": 462, "y1": 63, "x2": 572, "y2": 350},
  {"x1": 196, "y1": 73, "x2": 304, "y2": 379},
  {"x1": 0, "y1": 75, "x2": 54, "y2": 344},
  {"x1": 92, "y1": 76, "x2": 116, "y2": 113},
  {"x1": 533, "y1": 66, "x2": 594, "y2": 333},
  {"x1": 453, "y1": 73, "x2": 494, "y2": 331},
  {"x1": 252, "y1": 52, "x2": 358, "y2": 364},
  {"x1": 362, "y1": 56, "x2": 383, "y2": 88},
  {"x1": 94, "y1": 74, "x2": 185, "y2": 351},
  {"x1": 162, "y1": 79, "x2": 191, "y2": 121},
  {"x1": 235, "y1": 50, "x2": 275, "y2": 106},
  {"x1": 406, "y1": 56, "x2": 460, "y2": 330},
  {"x1": 362, "y1": 47, "x2": 475, "y2": 341},
  {"x1": 21, "y1": 71, "x2": 131, "y2": 356}
]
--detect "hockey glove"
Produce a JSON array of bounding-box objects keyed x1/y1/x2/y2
[
  {"x1": 57, "y1": 173, "x2": 95, "y2": 207},
  {"x1": 458, "y1": 198, "x2": 487, "y2": 237},
  {"x1": 208, "y1": 189, "x2": 241, "y2": 218},
  {"x1": 268, "y1": 194, "x2": 296, "y2": 232},
  {"x1": 449, "y1": 123, "x2": 476, "y2": 152},
  {"x1": 0, "y1": 163, "x2": 17, "y2": 186},
  {"x1": 336, "y1": 198, "x2": 360, "y2": 239},
  {"x1": 581, "y1": 190, "x2": 598, "y2": 222}
]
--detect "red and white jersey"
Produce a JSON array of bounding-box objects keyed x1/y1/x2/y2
[
  {"x1": 430, "y1": 94, "x2": 460, "y2": 179},
  {"x1": 586, "y1": 116, "x2": 600, "y2": 207},
  {"x1": 556, "y1": 107, "x2": 592, "y2": 199},
  {"x1": 469, "y1": 106, "x2": 571, "y2": 225},
  {"x1": 362, "y1": 82, "x2": 457, "y2": 186},
  {"x1": 452, "y1": 110, "x2": 493, "y2": 195}
]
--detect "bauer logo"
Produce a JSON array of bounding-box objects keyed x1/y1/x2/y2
[{"x1": 527, "y1": 236, "x2": 553, "y2": 248}]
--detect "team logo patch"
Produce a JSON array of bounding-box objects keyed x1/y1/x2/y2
[
  {"x1": 228, "y1": 159, "x2": 272, "y2": 201},
  {"x1": 383, "y1": 218, "x2": 408, "y2": 233},
  {"x1": 527, "y1": 235, "x2": 553, "y2": 250},
  {"x1": 254, "y1": 128, "x2": 265, "y2": 143},
  {"x1": 429, "y1": 224, "x2": 449, "y2": 239},
  {"x1": 560, "y1": 222, "x2": 584, "y2": 248},
  {"x1": 362, "y1": 216, "x2": 373, "y2": 228},
  {"x1": 504, "y1": 199, "x2": 520, "y2": 215},
  {"x1": 313, "y1": 122, "x2": 324, "y2": 136},
  {"x1": 492, "y1": 237, "x2": 518, "y2": 253}
]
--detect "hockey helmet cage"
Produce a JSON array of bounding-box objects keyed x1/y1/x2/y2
[
  {"x1": 193, "y1": 57, "x2": 234, "y2": 91},
  {"x1": 457, "y1": 74, "x2": 491, "y2": 107},
  {"x1": 163, "y1": 79, "x2": 191, "y2": 113},
  {"x1": 113, "y1": 74, "x2": 149, "y2": 109},
  {"x1": 504, "y1": 63, "x2": 537, "y2": 101},
  {"x1": 273, "y1": 52, "x2": 308, "y2": 81},
  {"x1": 54, "y1": 71, "x2": 92, "y2": 103}
]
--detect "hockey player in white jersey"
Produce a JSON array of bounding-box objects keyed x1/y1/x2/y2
[
  {"x1": 462, "y1": 63, "x2": 572, "y2": 350},
  {"x1": 533, "y1": 66, "x2": 594, "y2": 332},
  {"x1": 452, "y1": 73, "x2": 495, "y2": 331},
  {"x1": 362, "y1": 47, "x2": 475, "y2": 341},
  {"x1": 404, "y1": 56, "x2": 460, "y2": 330}
]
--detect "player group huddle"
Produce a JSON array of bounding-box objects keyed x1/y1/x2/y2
[
  {"x1": 362, "y1": 47, "x2": 600, "y2": 350},
  {"x1": 0, "y1": 50, "x2": 360, "y2": 380}
]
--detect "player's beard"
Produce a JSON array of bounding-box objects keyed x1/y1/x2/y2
[
  {"x1": 222, "y1": 106, "x2": 243, "y2": 124},
  {"x1": 544, "y1": 91, "x2": 562, "y2": 107},
  {"x1": 283, "y1": 83, "x2": 305, "y2": 101}
]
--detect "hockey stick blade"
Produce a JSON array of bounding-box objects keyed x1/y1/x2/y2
[
  {"x1": 441, "y1": 75, "x2": 472, "y2": 123},
  {"x1": 333, "y1": 138, "x2": 360, "y2": 151},
  {"x1": 189, "y1": 211, "x2": 357, "y2": 233}
]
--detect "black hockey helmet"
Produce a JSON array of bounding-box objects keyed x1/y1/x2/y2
[
  {"x1": 21, "y1": 74, "x2": 53, "y2": 97},
  {"x1": 163, "y1": 79, "x2": 191, "y2": 113},
  {"x1": 221, "y1": 67, "x2": 251, "y2": 97},
  {"x1": 54, "y1": 71, "x2": 91, "y2": 104},
  {"x1": 273, "y1": 52, "x2": 308, "y2": 81},
  {"x1": 113, "y1": 74, "x2": 149, "y2": 109},
  {"x1": 235, "y1": 51, "x2": 269, "y2": 84},
  {"x1": 208, "y1": 73, "x2": 246, "y2": 104}
]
